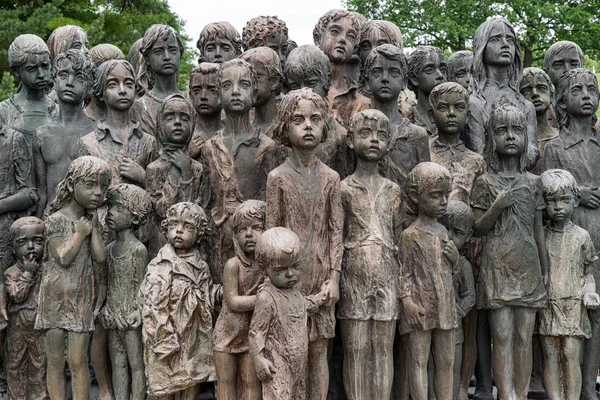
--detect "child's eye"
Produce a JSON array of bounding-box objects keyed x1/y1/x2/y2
[
  {"x1": 76, "y1": 74, "x2": 85, "y2": 82},
  {"x1": 437, "y1": 105, "x2": 448, "y2": 112},
  {"x1": 222, "y1": 45, "x2": 231, "y2": 51},
  {"x1": 423, "y1": 67, "x2": 434, "y2": 74},
  {"x1": 153, "y1": 48, "x2": 163, "y2": 55},
  {"x1": 521, "y1": 88, "x2": 531, "y2": 96},
  {"x1": 292, "y1": 116, "x2": 303, "y2": 124},
  {"x1": 360, "y1": 42, "x2": 371, "y2": 51},
  {"x1": 311, "y1": 115, "x2": 322, "y2": 123},
  {"x1": 206, "y1": 45, "x2": 215, "y2": 52},
  {"x1": 59, "y1": 72, "x2": 68, "y2": 80},
  {"x1": 185, "y1": 223, "x2": 195, "y2": 231},
  {"x1": 330, "y1": 29, "x2": 339, "y2": 36},
  {"x1": 378, "y1": 133, "x2": 388, "y2": 140}
]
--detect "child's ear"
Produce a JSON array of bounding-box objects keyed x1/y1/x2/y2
[
  {"x1": 345, "y1": 133, "x2": 354, "y2": 150},
  {"x1": 66, "y1": 177, "x2": 74, "y2": 193},
  {"x1": 408, "y1": 72, "x2": 419, "y2": 90},
  {"x1": 574, "y1": 195, "x2": 581, "y2": 208},
  {"x1": 131, "y1": 214, "x2": 141, "y2": 227},
  {"x1": 428, "y1": 107, "x2": 435, "y2": 124},
  {"x1": 269, "y1": 75, "x2": 280, "y2": 93}
]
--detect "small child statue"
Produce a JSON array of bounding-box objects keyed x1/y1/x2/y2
[
  {"x1": 472, "y1": 102, "x2": 548, "y2": 400},
  {"x1": 399, "y1": 162, "x2": 458, "y2": 400},
  {"x1": 362, "y1": 44, "x2": 430, "y2": 189},
  {"x1": 35, "y1": 156, "x2": 112, "y2": 400},
  {"x1": 197, "y1": 21, "x2": 242, "y2": 64},
  {"x1": 313, "y1": 9, "x2": 371, "y2": 129},
  {"x1": 428, "y1": 82, "x2": 485, "y2": 203},
  {"x1": 213, "y1": 200, "x2": 266, "y2": 400},
  {"x1": 447, "y1": 50, "x2": 473, "y2": 90},
  {"x1": 34, "y1": 49, "x2": 97, "y2": 218},
  {"x1": 283, "y1": 45, "x2": 349, "y2": 178},
  {"x1": 267, "y1": 88, "x2": 343, "y2": 400},
  {"x1": 202, "y1": 58, "x2": 277, "y2": 283},
  {"x1": 242, "y1": 16, "x2": 289, "y2": 66},
  {"x1": 543, "y1": 41, "x2": 584, "y2": 88},
  {"x1": 79, "y1": 60, "x2": 158, "y2": 186},
  {"x1": 0, "y1": 34, "x2": 58, "y2": 148},
  {"x1": 240, "y1": 47, "x2": 283, "y2": 138},
  {"x1": 407, "y1": 46, "x2": 447, "y2": 135},
  {"x1": 538, "y1": 169, "x2": 600, "y2": 399},
  {"x1": 5, "y1": 217, "x2": 47, "y2": 400},
  {"x1": 519, "y1": 67, "x2": 558, "y2": 174},
  {"x1": 439, "y1": 201, "x2": 476, "y2": 400},
  {"x1": 47, "y1": 25, "x2": 88, "y2": 61},
  {"x1": 140, "y1": 202, "x2": 221, "y2": 399},
  {"x1": 134, "y1": 24, "x2": 185, "y2": 138},
  {"x1": 542, "y1": 68, "x2": 600, "y2": 400},
  {"x1": 145, "y1": 93, "x2": 210, "y2": 255},
  {"x1": 188, "y1": 63, "x2": 223, "y2": 159},
  {"x1": 357, "y1": 20, "x2": 402, "y2": 69},
  {"x1": 339, "y1": 109, "x2": 403, "y2": 400},
  {"x1": 249, "y1": 227, "x2": 329, "y2": 400},
  {"x1": 100, "y1": 184, "x2": 153, "y2": 400}
]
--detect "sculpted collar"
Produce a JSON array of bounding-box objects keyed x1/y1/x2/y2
[
  {"x1": 561, "y1": 126, "x2": 600, "y2": 149},
  {"x1": 95, "y1": 119, "x2": 142, "y2": 143},
  {"x1": 431, "y1": 138, "x2": 467, "y2": 153}
]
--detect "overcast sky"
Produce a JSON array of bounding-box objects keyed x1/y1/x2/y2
[{"x1": 168, "y1": 0, "x2": 344, "y2": 50}]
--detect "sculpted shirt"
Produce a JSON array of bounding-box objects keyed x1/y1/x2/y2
[
  {"x1": 0, "y1": 93, "x2": 58, "y2": 148},
  {"x1": 325, "y1": 77, "x2": 372, "y2": 129}
]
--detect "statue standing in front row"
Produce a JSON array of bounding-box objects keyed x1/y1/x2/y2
[
  {"x1": 5, "y1": 217, "x2": 47, "y2": 400},
  {"x1": 35, "y1": 156, "x2": 111, "y2": 400},
  {"x1": 339, "y1": 109, "x2": 402, "y2": 400},
  {"x1": 399, "y1": 162, "x2": 458, "y2": 400},
  {"x1": 538, "y1": 169, "x2": 600, "y2": 400},
  {"x1": 0, "y1": 34, "x2": 57, "y2": 148},
  {"x1": 471, "y1": 103, "x2": 547, "y2": 400},
  {"x1": 249, "y1": 227, "x2": 330, "y2": 400},
  {"x1": 134, "y1": 24, "x2": 184, "y2": 139},
  {"x1": 267, "y1": 88, "x2": 343, "y2": 400},
  {"x1": 100, "y1": 184, "x2": 152, "y2": 400},
  {"x1": 140, "y1": 202, "x2": 221, "y2": 399},
  {"x1": 34, "y1": 50, "x2": 97, "y2": 218}
]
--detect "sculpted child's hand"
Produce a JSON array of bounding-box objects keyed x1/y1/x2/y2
[
  {"x1": 493, "y1": 187, "x2": 516, "y2": 210},
  {"x1": 119, "y1": 156, "x2": 145, "y2": 183},
  {"x1": 324, "y1": 278, "x2": 339, "y2": 307},
  {"x1": 579, "y1": 187, "x2": 600, "y2": 209},
  {"x1": 168, "y1": 149, "x2": 192, "y2": 181},
  {"x1": 76, "y1": 215, "x2": 93, "y2": 237},
  {"x1": 402, "y1": 296, "x2": 423, "y2": 327},
  {"x1": 442, "y1": 239, "x2": 459, "y2": 267},
  {"x1": 22, "y1": 254, "x2": 40, "y2": 274},
  {"x1": 254, "y1": 355, "x2": 276, "y2": 381},
  {"x1": 584, "y1": 292, "x2": 600, "y2": 309}
]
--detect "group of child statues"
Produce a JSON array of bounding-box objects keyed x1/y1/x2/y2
[{"x1": 0, "y1": 7, "x2": 599, "y2": 400}]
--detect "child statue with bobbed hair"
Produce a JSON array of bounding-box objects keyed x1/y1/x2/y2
[{"x1": 197, "y1": 21, "x2": 242, "y2": 64}]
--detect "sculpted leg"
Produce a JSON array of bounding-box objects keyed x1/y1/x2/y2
[
  {"x1": 67, "y1": 331, "x2": 91, "y2": 400},
  {"x1": 45, "y1": 329, "x2": 66, "y2": 400},
  {"x1": 540, "y1": 335, "x2": 561, "y2": 400},
  {"x1": 432, "y1": 328, "x2": 456, "y2": 400},
  {"x1": 340, "y1": 319, "x2": 368, "y2": 400},
  {"x1": 92, "y1": 324, "x2": 114, "y2": 400},
  {"x1": 308, "y1": 338, "x2": 330, "y2": 400},
  {"x1": 372, "y1": 320, "x2": 396, "y2": 400},
  {"x1": 125, "y1": 329, "x2": 146, "y2": 400},
  {"x1": 108, "y1": 330, "x2": 129, "y2": 400},
  {"x1": 513, "y1": 307, "x2": 536, "y2": 399},
  {"x1": 239, "y1": 351, "x2": 262, "y2": 400},
  {"x1": 407, "y1": 329, "x2": 432, "y2": 400},
  {"x1": 563, "y1": 336, "x2": 584, "y2": 400},
  {"x1": 489, "y1": 307, "x2": 515, "y2": 400},
  {"x1": 582, "y1": 308, "x2": 600, "y2": 400},
  {"x1": 214, "y1": 351, "x2": 238, "y2": 400}
]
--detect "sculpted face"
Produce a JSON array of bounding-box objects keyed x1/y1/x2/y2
[
  {"x1": 12, "y1": 224, "x2": 45, "y2": 264},
  {"x1": 520, "y1": 74, "x2": 552, "y2": 114},
  {"x1": 419, "y1": 179, "x2": 451, "y2": 219},
  {"x1": 203, "y1": 37, "x2": 237, "y2": 64},
  {"x1": 56, "y1": 64, "x2": 88, "y2": 105},
  {"x1": 415, "y1": 53, "x2": 446, "y2": 95},
  {"x1": 483, "y1": 23, "x2": 516, "y2": 67},
  {"x1": 162, "y1": 100, "x2": 193, "y2": 145},
  {"x1": 445, "y1": 219, "x2": 472, "y2": 250},
  {"x1": 265, "y1": 250, "x2": 301, "y2": 289},
  {"x1": 235, "y1": 217, "x2": 264, "y2": 255},
  {"x1": 148, "y1": 34, "x2": 181, "y2": 76},
  {"x1": 287, "y1": 98, "x2": 325, "y2": 150},
  {"x1": 69, "y1": 31, "x2": 89, "y2": 53},
  {"x1": 350, "y1": 116, "x2": 389, "y2": 162},
  {"x1": 451, "y1": 66, "x2": 470, "y2": 89},
  {"x1": 190, "y1": 72, "x2": 221, "y2": 116},
  {"x1": 368, "y1": 55, "x2": 405, "y2": 101},
  {"x1": 563, "y1": 74, "x2": 599, "y2": 118},
  {"x1": 106, "y1": 191, "x2": 134, "y2": 231},
  {"x1": 548, "y1": 47, "x2": 581, "y2": 86},
  {"x1": 265, "y1": 33, "x2": 287, "y2": 65},
  {"x1": 70, "y1": 173, "x2": 110, "y2": 210},
  {"x1": 253, "y1": 63, "x2": 272, "y2": 106},
  {"x1": 286, "y1": 75, "x2": 326, "y2": 97},
  {"x1": 103, "y1": 63, "x2": 136, "y2": 111},
  {"x1": 493, "y1": 113, "x2": 525, "y2": 157},
  {"x1": 359, "y1": 29, "x2": 390, "y2": 66},
  {"x1": 166, "y1": 209, "x2": 199, "y2": 253},
  {"x1": 319, "y1": 17, "x2": 359, "y2": 64},
  {"x1": 545, "y1": 189, "x2": 576, "y2": 223},
  {"x1": 219, "y1": 64, "x2": 256, "y2": 114},
  {"x1": 19, "y1": 53, "x2": 51, "y2": 90},
  {"x1": 430, "y1": 91, "x2": 468, "y2": 135}
]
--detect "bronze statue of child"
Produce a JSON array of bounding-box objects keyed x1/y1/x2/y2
[
  {"x1": 47, "y1": 25, "x2": 88, "y2": 62},
  {"x1": 428, "y1": 82, "x2": 485, "y2": 203},
  {"x1": 284, "y1": 44, "x2": 350, "y2": 178},
  {"x1": 519, "y1": 67, "x2": 558, "y2": 174},
  {"x1": 267, "y1": 88, "x2": 343, "y2": 400},
  {"x1": 407, "y1": 46, "x2": 446, "y2": 135},
  {"x1": 134, "y1": 24, "x2": 185, "y2": 138},
  {"x1": 538, "y1": 169, "x2": 600, "y2": 399},
  {"x1": 542, "y1": 68, "x2": 600, "y2": 400},
  {"x1": 339, "y1": 109, "x2": 403, "y2": 400},
  {"x1": 313, "y1": 9, "x2": 371, "y2": 129},
  {"x1": 145, "y1": 93, "x2": 209, "y2": 255},
  {"x1": 140, "y1": 202, "x2": 221, "y2": 399},
  {"x1": 0, "y1": 34, "x2": 58, "y2": 148},
  {"x1": 79, "y1": 59, "x2": 158, "y2": 186},
  {"x1": 34, "y1": 49, "x2": 97, "y2": 218},
  {"x1": 439, "y1": 201, "x2": 476, "y2": 400},
  {"x1": 188, "y1": 63, "x2": 223, "y2": 159},
  {"x1": 471, "y1": 102, "x2": 548, "y2": 400},
  {"x1": 213, "y1": 200, "x2": 266, "y2": 400},
  {"x1": 35, "y1": 156, "x2": 111, "y2": 400},
  {"x1": 249, "y1": 227, "x2": 329, "y2": 400},
  {"x1": 242, "y1": 16, "x2": 289, "y2": 66},
  {"x1": 197, "y1": 21, "x2": 242, "y2": 65},
  {"x1": 544, "y1": 41, "x2": 584, "y2": 89},
  {"x1": 202, "y1": 58, "x2": 276, "y2": 283},
  {"x1": 362, "y1": 44, "x2": 430, "y2": 190},
  {"x1": 447, "y1": 50, "x2": 473, "y2": 90},
  {"x1": 398, "y1": 162, "x2": 458, "y2": 400},
  {"x1": 100, "y1": 184, "x2": 153, "y2": 400},
  {"x1": 5, "y1": 217, "x2": 47, "y2": 400}
]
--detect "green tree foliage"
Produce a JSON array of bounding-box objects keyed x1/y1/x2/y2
[
  {"x1": 0, "y1": 0, "x2": 197, "y2": 98},
  {"x1": 345, "y1": 0, "x2": 600, "y2": 68}
]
